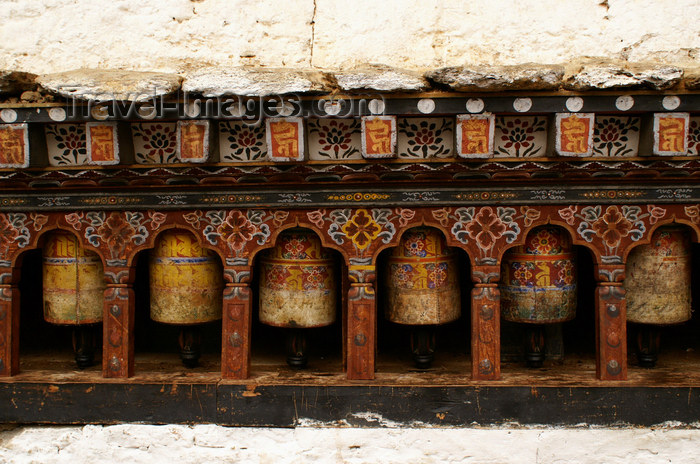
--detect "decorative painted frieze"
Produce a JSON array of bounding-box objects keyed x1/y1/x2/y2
[
  {"x1": 177, "y1": 120, "x2": 211, "y2": 163},
  {"x1": 45, "y1": 123, "x2": 87, "y2": 166},
  {"x1": 132, "y1": 122, "x2": 178, "y2": 164},
  {"x1": 0, "y1": 124, "x2": 29, "y2": 168},
  {"x1": 397, "y1": 118, "x2": 453, "y2": 159},
  {"x1": 494, "y1": 116, "x2": 547, "y2": 158},
  {"x1": 266, "y1": 117, "x2": 305, "y2": 162},
  {"x1": 219, "y1": 121, "x2": 267, "y2": 162},
  {"x1": 455, "y1": 114, "x2": 494, "y2": 159},
  {"x1": 653, "y1": 113, "x2": 689, "y2": 156},
  {"x1": 689, "y1": 116, "x2": 700, "y2": 156},
  {"x1": 86, "y1": 122, "x2": 119, "y2": 165},
  {"x1": 307, "y1": 118, "x2": 362, "y2": 160},
  {"x1": 592, "y1": 116, "x2": 640, "y2": 157},
  {"x1": 361, "y1": 116, "x2": 396, "y2": 159},
  {"x1": 555, "y1": 113, "x2": 595, "y2": 157}
]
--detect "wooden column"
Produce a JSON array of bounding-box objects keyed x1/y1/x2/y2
[
  {"x1": 0, "y1": 269, "x2": 19, "y2": 376},
  {"x1": 594, "y1": 264, "x2": 627, "y2": 381},
  {"x1": 347, "y1": 264, "x2": 376, "y2": 380},
  {"x1": 471, "y1": 265, "x2": 501, "y2": 380},
  {"x1": 221, "y1": 265, "x2": 252, "y2": 379},
  {"x1": 103, "y1": 266, "x2": 135, "y2": 378}
]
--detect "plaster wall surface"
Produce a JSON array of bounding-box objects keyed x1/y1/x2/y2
[
  {"x1": 0, "y1": 424, "x2": 698, "y2": 464},
  {"x1": 0, "y1": 0, "x2": 698, "y2": 75}
]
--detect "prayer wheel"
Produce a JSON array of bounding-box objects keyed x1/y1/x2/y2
[
  {"x1": 624, "y1": 226, "x2": 692, "y2": 367},
  {"x1": 149, "y1": 230, "x2": 223, "y2": 367},
  {"x1": 384, "y1": 227, "x2": 461, "y2": 369},
  {"x1": 501, "y1": 226, "x2": 577, "y2": 367},
  {"x1": 43, "y1": 230, "x2": 105, "y2": 368},
  {"x1": 259, "y1": 228, "x2": 336, "y2": 368}
]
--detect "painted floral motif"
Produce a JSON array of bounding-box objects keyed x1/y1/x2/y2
[
  {"x1": 494, "y1": 117, "x2": 546, "y2": 158},
  {"x1": 685, "y1": 205, "x2": 700, "y2": 224},
  {"x1": 397, "y1": 118, "x2": 452, "y2": 158},
  {"x1": 511, "y1": 262, "x2": 534, "y2": 286},
  {"x1": 219, "y1": 121, "x2": 267, "y2": 162},
  {"x1": 525, "y1": 227, "x2": 566, "y2": 255},
  {"x1": 309, "y1": 208, "x2": 399, "y2": 257},
  {"x1": 426, "y1": 262, "x2": 448, "y2": 288},
  {"x1": 263, "y1": 265, "x2": 290, "y2": 290},
  {"x1": 66, "y1": 211, "x2": 164, "y2": 262},
  {"x1": 131, "y1": 123, "x2": 178, "y2": 164},
  {"x1": 308, "y1": 119, "x2": 361, "y2": 160},
  {"x1": 688, "y1": 117, "x2": 700, "y2": 156},
  {"x1": 341, "y1": 209, "x2": 382, "y2": 251},
  {"x1": 404, "y1": 232, "x2": 427, "y2": 257},
  {"x1": 555, "y1": 260, "x2": 575, "y2": 286},
  {"x1": 45, "y1": 124, "x2": 87, "y2": 166},
  {"x1": 592, "y1": 116, "x2": 640, "y2": 157},
  {"x1": 0, "y1": 213, "x2": 35, "y2": 258},
  {"x1": 184, "y1": 210, "x2": 273, "y2": 257},
  {"x1": 450, "y1": 207, "x2": 521, "y2": 261}
]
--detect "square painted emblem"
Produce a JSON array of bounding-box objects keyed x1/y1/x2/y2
[
  {"x1": 266, "y1": 117, "x2": 305, "y2": 162},
  {"x1": 456, "y1": 114, "x2": 494, "y2": 158},
  {"x1": 0, "y1": 124, "x2": 29, "y2": 168},
  {"x1": 555, "y1": 113, "x2": 594, "y2": 157},
  {"x1": 361, "y1": 116, "x2": 396, "y2": 158},
  {"x1": 654, "y1": 113, "x2": 689, "y2": 156},
  {"x1": 86, "y1": 122, "x2": 119, "y2": 165},
  {"x1": 177, "y1": 120, "x2": 210, "y2": 163}
]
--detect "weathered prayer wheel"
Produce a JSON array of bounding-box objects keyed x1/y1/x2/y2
[
  {"x1": 43, "y1": 230, "x2": 105, "y2": 368},
  {"x1": 259, "y1": 228, "x2": 336, "y2": 368},
  {"x1": 501, "y1": 226, "x2": 577, "y2": 367},
  {"x1": 149, "y1": 230, "x2": 223, "y2": 367},
  {"x1": 384, "y1": 227, "x2": 461, "y2": 368},
  {"x1": 624, "y1": 226, "x2": 692, "y2": 367}
]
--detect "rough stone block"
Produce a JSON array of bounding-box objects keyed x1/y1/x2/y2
[
  {"x1": 86, "y1": 122, "x2": 119, "y2": 165},
  {"x1": 592, "y1": 116, "x2": 640, "y2": 157},
  {"x1": 397, "y1": 117, "x2": 453, "y2": 159},
  {"x1": 45, "y1": 123, "x2": 87, "y2": 166},
  {"x1": 426, "y1": 64, "x2": 564, "y2": 92},
  {"x1": 688, "y1": 116, "x2": 700, "y2": 156},
  {"x1": 333, "y1": 65, "x2": 428, "y2": 92},
  {"x1": 555, "y1": 113, "x2": 595, "y2": 157},
  {"x1": 653, "y1": 113, "x2": 689, "y2": 156},
  {"x1": 177, "y1": 120, "x2": 211, "y2": 163},
  {"x1": 131, "y1": 122, "x2": 178, "y2": 164},
  {"x1": 494, "y1": 116, "x2": 548, "y2": 158},
  {"x1": 307, "y1": 118, "x2": 361, "y2": 160},
  {"x1": 0, "y1": 124, "x2": 29, "y2": 168},
  {"x1": 361, "y1": 116, "x2": 396, "y2": 159},
  {"x1": 455, "y1": 114, "x2": 495, "y2": 159},
  {"x1": 266, "y1": 117, "x2": 305, "y2": 162},
  {"x1": 219, "y1": 121, "x2": 267, "y2": 162}
]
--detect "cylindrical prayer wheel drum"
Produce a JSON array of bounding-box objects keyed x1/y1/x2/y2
[
  {"x1": 501, "y1": 226, "x2": 577, "y2": 324},
  {"x1": 43, "y1": 231, "x2": 105, "y2": 325},
  {"x1": 625, "y1": 226, "x2": 692, "y2": 325},
  {"x1": 149, "y1": 231, "x2": 223, "y2": 325},
  {"x1": 384, "y1": 227, "x2": 461, "y2": 325},
  {"x1": 259, "y1": 229, "x2": 336, "y2": 328}
]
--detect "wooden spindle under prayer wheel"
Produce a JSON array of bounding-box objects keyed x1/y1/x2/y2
[
  {"x1": 384, "y1": 227, "x2": 461, "y2": 369},
  {"x1": 259, "y1": 229, "x2": 336, "y2": 368},
  {"x1": 624, "y1": 226, "x2": 692, "y2": 368},
  {"x1": 501, "y1": 226, "x2": 577, "y2": 368},
  {"x1": 43, "y1": 231, "x2": 105, "y2": 369},
  {"x1": 149, "y1": 231, "x2": 223, "y2": 368}
]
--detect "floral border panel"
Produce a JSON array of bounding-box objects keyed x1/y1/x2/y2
[
  {"x1": 131, "y1": 122, "x2": 178, "y2": 164},
  {"x1": 688, "y1": 116, "x2": 700, "y2": 156},
  {"x1": 219, "y1": 121, "x2": 267, "y2": 162},
  {"x1": 307, "y1": 118, "x2": 362, "y2": 160},
  {"x1": 397, "y1": 118, "x2": 453, "y2": 159},
  {"x1": 494, "y1": 116, "x2": 547, "y2": 158},
  {"x1": 45, "y1": 123, "x2": 88, "y2": 166},
  {"x1": 592, "y1": 116, "x2": 640, "y2": 157}
]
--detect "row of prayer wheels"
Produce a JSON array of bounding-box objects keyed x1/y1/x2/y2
[{"x1": 39, "y1": 224, "x2": 692, "y2": 370}]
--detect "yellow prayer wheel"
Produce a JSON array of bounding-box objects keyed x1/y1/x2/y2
[
  {"x1": 384, "y1": 227, "x2": 461, "y2": 325},
  {"x1": 625, "y1": 226, "x2": 692, "y2": 325},
  {"x1": 43, "y1": 231, "x2": 105, "y2": 325},
  {"x1": 501, "y1": 226, "x2": 577, "y2": 324},
  {"x1": 149, "y1": 231, "x2": 223, "y2": 325},
  {"x1": 259, "y1": 229, "x2": 336, "y2": 328}
]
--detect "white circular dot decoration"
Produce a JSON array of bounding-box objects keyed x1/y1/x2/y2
[
  {"x1": 91, "y1": 105, "x2": 109, "y2": 120},
  {"x1": 513, "y1": 98, "x2": 532, "y2": 113},
  {"x1": 417, "y1": 98, "x2": 435, "y2": 114},
  {"x1": 565, "y1": 97, "x2": 584, "y2": 112},
  {"x1": 615, "y1": 95, "x2": 634, "y2": 111},
  {"x1": 137, "y1": 105, "x2": 157, "y2": 119},
  {"x1": 275, "y1": 101, "x2": 295, "y2": 117},
  {"x1": 48, "y1": 107, "x2": 66, "y2": 122},
  {"x1": 323, "y1": 100, "x2": 342, "y2": 116},
  {"x1": 662, "y1": 96, "x2": 681, "y2": 110},
  {"x1": 185, "y1": 102, "x2": 201, "y2": 118},
  {"x1": 368, "y1": 99, "x2": 385, "y2": 115},
  {"x1": 0, "y1": 109, "x2": 17, "y2": 123},
  {"x1": 466, "y1": 98, "x2": 485, "y2": 113}
]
